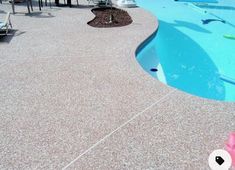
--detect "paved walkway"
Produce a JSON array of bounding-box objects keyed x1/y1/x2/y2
[{"x1": 0, "y1": 0, "x2": 234, "y2": 169}]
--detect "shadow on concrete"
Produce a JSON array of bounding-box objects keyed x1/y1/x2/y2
[
  {"x1": 0, "y1": 29, "x2": 25, "y2": 43},
  {"x1": 0, "y1": 10, "x2": 7, "y2": 14},
  {"x1": 73, "y1": 4, "x2": 94, "y2": 8},
  {"x1": 25, "y1": 11, "x2": 55, "y2": 18}
]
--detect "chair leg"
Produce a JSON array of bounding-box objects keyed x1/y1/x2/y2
[
  {"x1": 38, "y1": 0, "x2": 41, "y2": 10},
  {"x1": 26, "y1": 0, "x2": 31, "y2": 13},
  {"x1": 11, "y1": 0, "x2": 15, "y2": 14},
  {"x1": 5, "y1": 25, "x2": 9, "y2": 35},
  {"x1": 29, "y1": 0, "x2": 33, "y2": 11},
  {"x1": 76, "y1": 0, "x2": 78, "y2": 6},
  {"x1": 5, "y1": 18, "x2": 12, "y2": 35},
  {"x1": 9, "y1": 18, "x2": 13, "y2": 28},
  {"x1": 45, "y1": 0, "x2": 47, "y2": 6},
  {"x1": 49, "y1": 0, "x2": 51, "y2": 8},
  {"x1": 67, "y1": 0, "x2": 71, "y2": 7},
  {"x1": 55, "y1": 0, "x2": 58, "y2": 6}
]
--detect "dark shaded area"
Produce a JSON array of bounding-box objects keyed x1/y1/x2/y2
[
  {"x1": 9, "y1": 0, "x2": 24, "y2": 3},
  {"x1": 150, "y1": 68, "x2": 158, "y2": 72},
  {"x1": 0, "y1": 29, "x2": 25, "y2": 43},
  {"x1": 88, "y1": 7, "x2": 132, "y2": 28},
  {"x1": 0, "y1": 10, "x2": 6, "y2": 14},
  {"x1": 201, "y1": 19, "x2": 225, "y2": 24},
  {"x1": 72, "y1": 4, "x2": 94, "y2": 9},
  {"x1": 25, "y1": 11, "x2": 54, "y2": 18}
]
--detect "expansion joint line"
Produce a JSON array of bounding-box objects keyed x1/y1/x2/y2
[{"x1": 62, "y1": 89, "x2": 176, "y2": 170}]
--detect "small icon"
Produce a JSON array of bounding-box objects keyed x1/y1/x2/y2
[
  {"x1": 208, "y1": 149, "x2": 232, "y2": 170},
  {"x1": 215, "y1": 156, "x2": 224, "y2": 165}
]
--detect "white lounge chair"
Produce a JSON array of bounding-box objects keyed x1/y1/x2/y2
[
  {"x1": 87, "y1": 0, "x2": 110, "y2": 5},
  {"x1": 0, "y1": 12, "x2": 12, "y2": 35}
]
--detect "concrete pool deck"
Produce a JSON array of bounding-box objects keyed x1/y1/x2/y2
[{"x1": 0, "y1": 0, "x2": 235, "y2": 169}]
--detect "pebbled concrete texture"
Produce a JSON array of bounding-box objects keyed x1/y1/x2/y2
[
  {"x1": 0, "y1": 0, "x2": 235, "y2": 169},
  {"x1": 67, "y1": 91, "x2": 235, "y2": 170}
]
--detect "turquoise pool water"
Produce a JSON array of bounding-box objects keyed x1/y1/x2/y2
[{"x1": 136, "y1": 0, "x2": 235, "y2": 101}]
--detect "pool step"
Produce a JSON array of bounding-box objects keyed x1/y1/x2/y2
[{"x1": 185, "y1": 3, "x2": 207, "y2": 14}]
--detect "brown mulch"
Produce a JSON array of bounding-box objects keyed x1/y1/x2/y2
[{"x1": 88, "y1": 7, "x2": 133, "y2": 28}]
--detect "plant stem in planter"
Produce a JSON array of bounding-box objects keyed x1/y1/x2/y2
[{"x1": 108, "y1": 0, "x2": 113, "y2": 23}]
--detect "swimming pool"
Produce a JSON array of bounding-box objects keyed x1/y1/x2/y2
[{"x1": 136, "y1": 0, "x2": 235, "y2": 101}]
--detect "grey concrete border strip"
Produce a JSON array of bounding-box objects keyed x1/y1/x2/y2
[{"x1": 62, "y1": 89, "x2": 177, "y2": 170}]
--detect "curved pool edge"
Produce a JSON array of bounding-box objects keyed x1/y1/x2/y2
[
  {"x1": 135, "y1": 23, "x2": 158, "y2": 57},
  {"x1": 128, "y1": 6, "x2": 235, "y2": 169},
  {"x1": 0, "y1": 3, "x2": 234, "y2": 169},
  {"x1": 133, "y1": 6, "x2": 235, "y2": 103}
]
